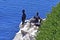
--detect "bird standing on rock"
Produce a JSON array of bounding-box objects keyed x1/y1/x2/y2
[{"x1": 22, "y1": 9, "x2": 26, "y2": 25}]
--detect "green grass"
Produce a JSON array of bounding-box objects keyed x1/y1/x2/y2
[{"x1": 36, "y1": 2, "x2": 60, "y2": 40}]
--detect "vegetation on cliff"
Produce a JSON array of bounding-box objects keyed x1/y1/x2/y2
[{"x1": 36, "y1": 3, "x2": 60, "y2": 40}]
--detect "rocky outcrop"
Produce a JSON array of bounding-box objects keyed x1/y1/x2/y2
[{"x1": 13, "y1": 18, "x2": 46, "y2": 40}]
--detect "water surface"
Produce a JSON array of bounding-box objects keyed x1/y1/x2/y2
[{"x1": 0, "y1": 0, "x2": 60, "y2": 40}]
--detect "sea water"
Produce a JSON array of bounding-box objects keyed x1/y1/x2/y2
[{"x1": 0, "y1": 0, "x2": 60, "y2": 40}]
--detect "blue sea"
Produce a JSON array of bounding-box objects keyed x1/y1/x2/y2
[{"x1": 0, "y1": 0, "x2": 60, "y2": 40}]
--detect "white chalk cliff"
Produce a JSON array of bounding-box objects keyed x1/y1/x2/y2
[{"x1": 13, "y1": 18, "x2": 46, "y2": 40}]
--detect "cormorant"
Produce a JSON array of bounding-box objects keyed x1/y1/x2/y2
[{"x1": 22, "y1": 9, "x2": 26, "y2": 25}]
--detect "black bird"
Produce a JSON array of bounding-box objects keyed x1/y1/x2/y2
[{"x1": 22, "y1": 9, "x2": 26, "y2": 25}]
